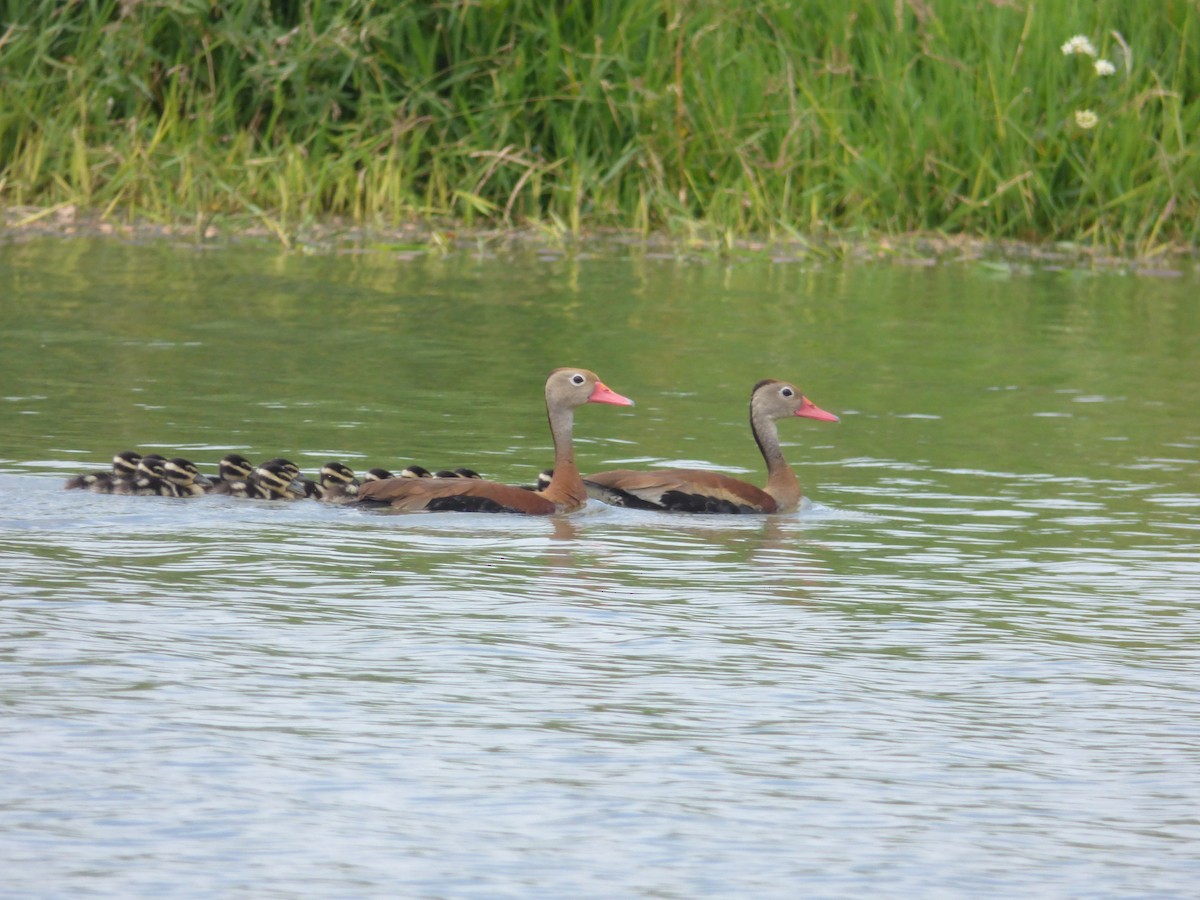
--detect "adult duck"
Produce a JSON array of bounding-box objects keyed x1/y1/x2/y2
[
  {"x1": 584, "y1": 379, "x2": 837, "y2": 514},
  {"x1": 356, "y1": 368, "x2": 633, "y2": 514}
]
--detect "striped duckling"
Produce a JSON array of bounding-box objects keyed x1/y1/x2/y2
[
  {"x1": 313, "y1": 461, "x2": 361, "y2": 502},
  {"x1": 65, "y1": 449, "x2": 143, "y2": 493},
  {"x1": 162, "y1": 458, "x2": 213, "y2": 497},
  {"x1": 114, "y1": 453, "x2": 172, "y2": 496}
]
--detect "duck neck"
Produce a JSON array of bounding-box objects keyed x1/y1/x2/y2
[
  {"x1": 753, "y1": 409, "x2": 801, "y2": 513},
  {"x1": 541, "y1": 405, "x2": 587, "y2": 511}
]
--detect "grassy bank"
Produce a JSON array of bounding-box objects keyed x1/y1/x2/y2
[{"x1": 1, "y1": 1, "x2": 1197, "y2": 253}]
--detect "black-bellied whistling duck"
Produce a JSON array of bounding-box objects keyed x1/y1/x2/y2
[
  {"x1": 65, "y1": 449, "x2": 142, "y2": 492},
  {"x1": 207, "y1": 453, "x2": 256, "y2": 494},
  {"x1": 217, "y1": 453, "x2": 254, "y2": 483},
  {"x1": 314, "y1": 461, "x2": 360, "y2": 502},
  {"x1": 518, "y1": 469, "x2": 555, "y2": 492},
  {"x1": 364, "y1": 467, "x2": 397, "y2": 481},
  {"x1": 399, "y1": 465, "x2": 432, "y2": 479},
  {"x1": 432, "y1": 467, "x2": 483, "y2": 479},
  {"x1": 114, "y1": 453, "x2": 171, "y2": 496},
  {"x1": 64, "y1": 471, "x2": 116, "y2": 492},
  {"x1": 355, "y1": 368, "x2": 633, "y2": 514},
  {"x1": 584, "y1": 379, "x2": 837, "y2": 514},
  {"x1": 222, "y1": 459, "x2": 308, "y2": 500},
  {"x1": 163, "y1": 458, "x2": 213, "y2": 497}
]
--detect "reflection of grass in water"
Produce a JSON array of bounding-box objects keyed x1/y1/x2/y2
[{"x1": 1, "y1": 2, "x2": 1195, "y2": 253}]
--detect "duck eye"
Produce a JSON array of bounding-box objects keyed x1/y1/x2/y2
[
  {"x1": 571, "y1": 373, "x2": 585, "y2": 386},
  {"x1": 781, "y1": 387, "x2": 794, "y2": 398}
]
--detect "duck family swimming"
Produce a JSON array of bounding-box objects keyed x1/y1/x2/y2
[{"x1": 64, "y1": 368, "x2": 837, "y2": 515}]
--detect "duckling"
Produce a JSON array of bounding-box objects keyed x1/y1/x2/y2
[
  {"x1": 363, "y1": 467, "x2": 396, "y2": 482},
  {"x1": 207, "y1": 453, "x2": 256, "y2": 494},
  {"x1": 216, "y1": 453, "x2": 254, "y2": 483},
  {"x1": 399, "y1": 465, "x2": 433, "y2": 479},
  {"x1": 519, "y1": 468, "x2": 555, "y2": 492},
  {"x1": 64, "y1": 471, "x2": 117, "y2": 492},
  {"x1": 224, "y1": 459, "x2": 307, "y2": 500},
  {"x1": 314, "y1": 461, "x2": 360, "y2": 502},
  {"x1": 114, "y1": 454, "x2": 172, "y2": 496},
  {"x1": 65, "y1": 449, "x2": 143, "y2": 492},
  {"x1": 163, "y1": 458, "x2": 213, "y2": 497},
  {"x1": 112, "y1": 450, "x2": 143, "y2": 482},
  {"x1": 431, "y1": 467, "x2": 485, "y2": 479}
]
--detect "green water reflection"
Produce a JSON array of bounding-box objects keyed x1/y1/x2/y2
[{"x1": 1, "y1": 238, "x2": 1196, "y2": 495}]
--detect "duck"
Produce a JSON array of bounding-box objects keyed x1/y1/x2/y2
[
  {"x1": 255, "y1": 459, "x2": 308, "y2": 500},
  {"x1": 207, "y1": 454, "x2": 256, "y2": 494},
  {"x1": 113, "y1": 453, "x2": 172, "y2": 496},
  {"x1": 219, "y1": 459, "x2": 308, "y2": 500},
  {"x1": 216, "y1": 453, "x2": 254, "y2": 483},
  {"x1": 163, "y1": 457, "x2": 213, "y2": 497},
  {"x1": 363, "y1": 467, "x2": 396, "y2": 481},
  {"x1": 64, "y1": 471, "x2": 118, "y2": 492},
  {"x1": 314, "y1": 461, "x2": 360, "y2": 502},
  {"x1": 64, "y1": 449, "x2": 143, "y2": 492},
  {"x1": 398, "y1": 465, "x2": 432, "y2": 479},
  {"x1": 518, "y1": 469, "x2": 555, "y2": 492},
  {"x1": 583, "y1": 379, "x2": 837, "y2": 514},
  {"x1": 355, "y1": 368, "x2": 633, "y2": 514},
  {"x1": 432, "y1": 467, "x2": 483, "y2": 479}
]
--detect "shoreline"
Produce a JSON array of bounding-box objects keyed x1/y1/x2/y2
[{"x1": 2, "y1": 204, "x2": 1194, "y2": 276}]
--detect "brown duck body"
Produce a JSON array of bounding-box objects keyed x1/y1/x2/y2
[
  {"x1": 584, "y1": 468, "x2": 784, "y2": 513},
  {"x1": 355, "y1": 368, "x2": 633, "y2": 515},
  {"x1": 585, "y1": 379, "x2": 837, "y2": 515}
]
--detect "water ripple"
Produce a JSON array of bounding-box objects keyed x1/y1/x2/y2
[{"x1": 3, "y1": 464, "x2": 1200, "y2": 897}]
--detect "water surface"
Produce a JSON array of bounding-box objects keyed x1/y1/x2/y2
[{"x1": 2, "y1": 237, "x2": 1199, "y2": 896}]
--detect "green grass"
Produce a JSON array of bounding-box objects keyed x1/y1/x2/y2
[{"x1": 1, "y1": 0, "x2": 1197, "y2": 253}]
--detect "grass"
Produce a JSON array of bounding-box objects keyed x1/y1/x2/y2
[{"x1": 1, "y1": 0, "x2": 1197, "y2": 254}]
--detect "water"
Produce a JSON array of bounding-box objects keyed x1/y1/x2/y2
[{"x1": 2, "y1": 237, "x2": 1199, "y2": 897}]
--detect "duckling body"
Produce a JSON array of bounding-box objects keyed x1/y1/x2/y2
[
  {"x1": 314, "y1": 461, "x2": 360, "y2": 502},
  {"x1": 163, "y1": 458, "x2": 213, "y2": 497},
  {"x1": 230, "y1": 459, "x2": 308, "y2": 500},
  {"x1": 114, "y1": 454, "x2": 173, "y2": 496},
  {"x1": 65, "y1": 471, "x2": 118, "y2": 492},
  {"x1": 208, "y1": 454, "x2": 256, "y2": 494},
  {"x1": 65, "y1": 449, "x2": 143, "y2": 493}
]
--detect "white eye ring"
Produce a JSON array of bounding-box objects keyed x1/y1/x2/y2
[
  {"x1": 571, "y1": 373, "x2": 586, "y2": 385},
  {"x1": 781, "y1": 386, "x2": 794, "y2": 398}
]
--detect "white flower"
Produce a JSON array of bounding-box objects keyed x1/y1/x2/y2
[
  {"x1": 1061, "y1": 35, "x2": 1097, "y2": 57},
  {"x1": 1074, "y1": 109, "x2": 1099, "y2": 129},
  {"x1": 1094, "y1": 59, "x2": 1116, "y2": 76}
]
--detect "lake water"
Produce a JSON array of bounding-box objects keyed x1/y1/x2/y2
[{"x1": 2, "y1": 235, "x2": 1198, "y2": 897}]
